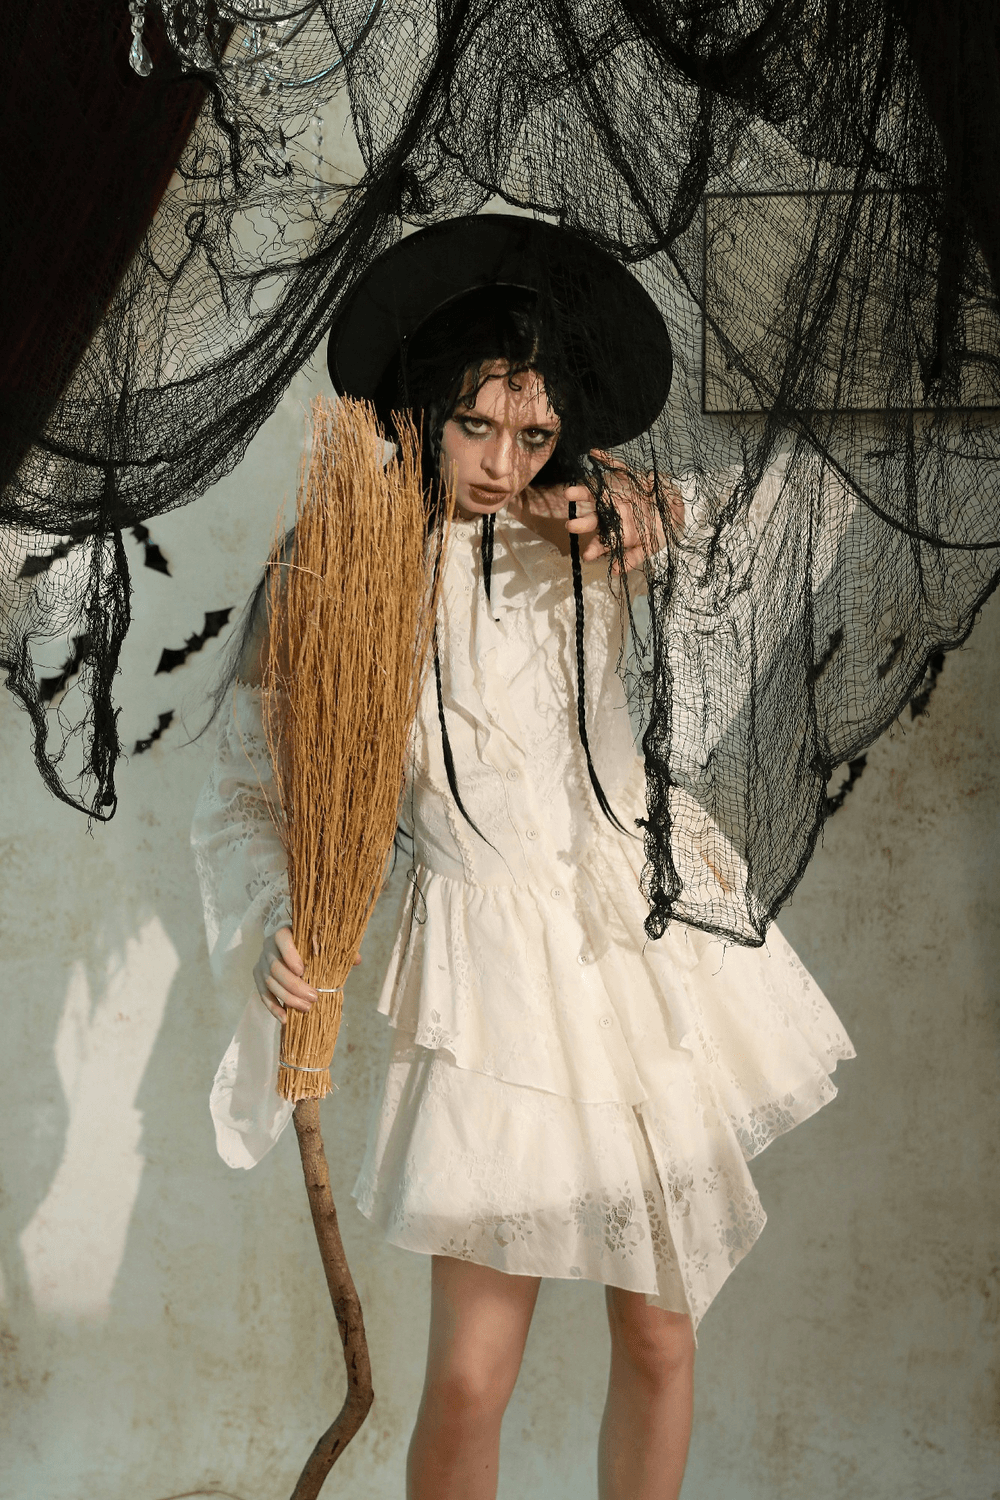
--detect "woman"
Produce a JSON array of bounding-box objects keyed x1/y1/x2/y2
[{"x1": 192, "y1": 215, "x2": 853, "y2": 1500}]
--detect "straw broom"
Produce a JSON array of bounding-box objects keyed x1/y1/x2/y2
[{"x1": 261, "y1": 394, "x2": 449, "y2": 1497}]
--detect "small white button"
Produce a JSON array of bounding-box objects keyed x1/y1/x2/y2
[
  {"x1": 525, "y1": 828, "x2": 538, "y2": 840},
  {"x1": 599, "y1": 1016, "x2": 612, "y2": 1029},
  {"x1": 551, "y1": 887, "x2": 563, "y2": 899},
  {"x1": 506, "y1": 769, "x2": 519, "y2": 781},
  {"x1": 577, "y1": 952, "x2": 592, "y2": 965}
]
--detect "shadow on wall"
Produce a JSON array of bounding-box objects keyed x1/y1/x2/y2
[
  {"x1": 0, "y1": 696, "x2": 423, "y2": 1498},
  {"x1": 2, "y1": 429, "x2": 1000, "y2": 1500},
  {"x1": 0, "y1": 358, "x2": 432, "y2": 1499}
]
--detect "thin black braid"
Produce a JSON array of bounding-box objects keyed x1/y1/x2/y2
[
  {"x1": 568, "y1": 500, "x2": 633, "y2": 836},
  {"x1": 481, "y1": 510, "x2": 495, "y2": 605},
  {"x1": 433, "y1": 631, "x2": 496, "y2": 849}
]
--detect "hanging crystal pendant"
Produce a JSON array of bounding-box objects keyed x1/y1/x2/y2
[
  {"x1": 129, "y1": 34, "x2": 153, "y2": 75},
  {"x1": 128, "y1": 0, "x2": 152, "y2": 76}
]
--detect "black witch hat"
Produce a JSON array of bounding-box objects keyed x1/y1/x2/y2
[{"x1": 327, "y1": 214, "x2": 673, "y2": 450}]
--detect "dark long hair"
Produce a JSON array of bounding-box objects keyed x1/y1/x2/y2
[
  {"x1": 205, "y1": 284, "x2": 629, "y2": 840},
  {"x1": 382, "y1": 284, "x2": 630, "y2": 839},
  {"x1": 376, "y1": 284, "x2": 590, "y2": 508}
]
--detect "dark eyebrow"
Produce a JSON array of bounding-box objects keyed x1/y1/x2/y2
[{"x1": 455, "y1": 407, "x2": 559, "y2": 430}]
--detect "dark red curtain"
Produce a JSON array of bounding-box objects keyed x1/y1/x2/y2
[
  {"x1": 894, "y1": 1, "x2": 1000, "y2": 294},
  {"x1": 0, "y1": 1, "x2": 210, "y2": 497}
]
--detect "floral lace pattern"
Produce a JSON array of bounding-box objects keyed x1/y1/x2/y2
[
  {"x1": 194, "y1": 514, "x2": 854, "y2": 1324},
  {"x1": 191, "y1": 685, "x2": 291, "y2": 997}
]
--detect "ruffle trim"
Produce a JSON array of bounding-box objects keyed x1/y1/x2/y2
[
  {"x1": 352, "y1": 1027, "x2": 849, "y2": 1331},
  {"x1": 378, "y1": 838, "x2": 854, "y2": 1156}
]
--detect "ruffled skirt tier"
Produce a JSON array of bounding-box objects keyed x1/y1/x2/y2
[{"x1": 353, "y1": 836, "x2": 853, "y2": 1330}]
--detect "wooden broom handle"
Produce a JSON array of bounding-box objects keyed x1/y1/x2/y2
[{"x1": 288, "y1": 1098, "x2": 374, "y2": 1500}]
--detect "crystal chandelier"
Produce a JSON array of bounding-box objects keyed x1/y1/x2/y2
[{"x1": 127, "y1": 1, "x2": 383, "y2": 86}]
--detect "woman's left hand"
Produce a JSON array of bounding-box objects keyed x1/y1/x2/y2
[{"x1": 563, "y1": 451, "x2": 684, "y2": 574}]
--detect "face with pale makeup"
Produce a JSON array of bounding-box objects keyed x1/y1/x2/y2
[{"x1": 438, "y1": 362, "x2": 561, "y2": 518}]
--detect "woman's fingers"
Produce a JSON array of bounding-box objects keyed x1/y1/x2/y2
[
  {"x1": 564, "y1": 510, "x2": 609, "y2": 564},
  {"x1": 269, "y1": 954, "x2": 316, "y2": 993},
  {"x1": 566, "y1": 506, "x2": 620, "y2": 563},
  {"x1": 260, "y1": 990, "x2": 289, "y2": 1025},
  {"x1": 264, "y1": 973, "x2": 314, "y2": 1015},
  {"x1": 665, "y1": 481, "x2": 686, "y2": 532},
  {"x1": 257, "y1": 929, "x2": 361, "y2": 1022},
  {"x1": 274, "y1": 925, "x2": 305, "y2": 975},
  {"x1": 527, "y1": 480, "x2": 592, "y2": 519},
  {"x1": 567, "y1": 496, "x2": 652, "y2": 563},
  {"x1": 268, "y1": 956, "x2": 317, "y2": 1009},
  {"x1": 253, "y1": 928, "x2": 317, "y2": 1020},
  {"x1": 565, "y1": 510, "x2": 600, "y2": 539},
  {"x1": 609, "y1": 545, "x2": 651, "y2": 577}
]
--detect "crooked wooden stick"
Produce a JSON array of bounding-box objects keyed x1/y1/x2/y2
[{"x1": 288, "y1": 1099, "x2": 374, "y2": 1500}]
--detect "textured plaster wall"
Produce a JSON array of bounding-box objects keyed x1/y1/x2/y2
[{"x1": 1, "y1": 353, "x2": 998, "y2": 1500}]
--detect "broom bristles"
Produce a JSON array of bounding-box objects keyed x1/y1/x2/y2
[{"x1": 262, "y1": 396, "x2": 449, "y2": 1102}]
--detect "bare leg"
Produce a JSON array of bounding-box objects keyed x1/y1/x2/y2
[
  {"x1": 406, "y1": 1256, "x2": 541, "y2": 1500},
  {"x1": 597, "y1": 1288, "x2": 695, "y2": 1500}
]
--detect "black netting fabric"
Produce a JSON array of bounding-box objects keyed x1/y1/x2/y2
[{"x1": 2, "y1": 1, "x2": 998, "y2": 941}]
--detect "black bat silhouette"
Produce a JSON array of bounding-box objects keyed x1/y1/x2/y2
[
  {"x1": 131, "y1": 523, "x2": 171, "y2": 576},
  {"x1": 910, "y1": 650, "x2": 946, "y2": 719},
  {"x1": 133, "y1": 710, "x2": 175, "y2": 755},
  {"x1": 806, "y1": 627, "x2": 845, "y2": 685},
  {"x1": 17, "y1": 539, "x2": 75, "y2": 580},
  {"x1": 38, "y1": 633, "x2": 92, "y2": 703},
  {"x1": 825, "y1": 756, "x2": 867, "y2": 817},
  {"x1": 155, "y1": 607, "x2": 234, "y2": 674}
]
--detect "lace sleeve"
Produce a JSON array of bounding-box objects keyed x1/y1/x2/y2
[{"x1": 190, "y1": 682, "x2": 292, "y2": 995}]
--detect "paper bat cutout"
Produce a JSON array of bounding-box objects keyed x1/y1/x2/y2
[
  {"x1": 131, "y1": 523, "x2": 171, "y2": 576},
  {"x1": 909, "y1": 650, "x2": 946, "y2": 718},
  {"x1": 133, "y1": 710, "x2": 175, "y2": 755},
  {"x1": 155, "y1": 607, "x2": 233, "y2": 675},
  {"x1": 877, "y1": 633, "x2": 906, "y2": 680},
  {"x1": 806, "y1": 627, "x2": 845, "y2": 685},
  {"x1": 38, "y1": 633, "x2": 92, "y2": 703},
  {"x1": 19, "y1": 526, "x2": 170, "y2": 583},
  {"x1": 17, "y1": 539, "x2": 76, "y2": 580},
  {"x1": 825, "y1": 756, "x2": 867, "y2": 816}
]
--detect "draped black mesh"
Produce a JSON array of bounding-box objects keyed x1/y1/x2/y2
[{"x1": 2, "y1": 1, "x2": 998, "y2": 941}]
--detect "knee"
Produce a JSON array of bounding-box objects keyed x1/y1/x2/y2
[
  {"x1": 424, "y1": 1355, "x2": 515, "y2": 1434},
  {"x1": 608, "y1": 1294, "x2": 695, "y2": 1388}
]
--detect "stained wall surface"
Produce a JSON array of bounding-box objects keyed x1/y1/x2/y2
[{"x1": 1, "y1": 353, "x2": 998, "y2": 1500}]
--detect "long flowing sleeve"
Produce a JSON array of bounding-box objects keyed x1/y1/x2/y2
[{"x1": 190, "y1": 681, "x2": 295, "y2": 1167}]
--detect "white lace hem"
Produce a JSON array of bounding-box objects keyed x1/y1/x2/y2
[{"x1": 352, "y1": 1028, "x2": 849, "y2": 1331}]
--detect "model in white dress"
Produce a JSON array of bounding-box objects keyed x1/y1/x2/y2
[{"x1": 192, "y1": 502, "x2": 854, "y2": 1335}]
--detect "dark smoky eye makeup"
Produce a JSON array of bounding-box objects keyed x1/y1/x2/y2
[{"x1": 449, "y1": 410, "x2": 558, "y2": 444}]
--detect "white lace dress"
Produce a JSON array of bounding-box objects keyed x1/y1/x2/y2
[{"x1": 192, "y1": 509, "x2": 854, "y2": 1331}]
